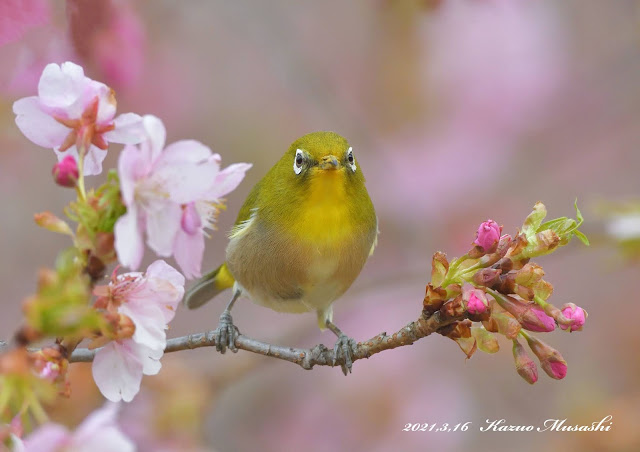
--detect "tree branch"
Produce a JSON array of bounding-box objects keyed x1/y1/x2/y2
[{"x1": 68, "y1": 311, "x2": 463, "y2": 369}]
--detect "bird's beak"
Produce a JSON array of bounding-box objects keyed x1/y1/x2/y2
[{"x1": 319, "y1": 155, "x2": 340, "y2": 171}]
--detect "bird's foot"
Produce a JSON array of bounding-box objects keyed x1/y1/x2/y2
[
  {"x1": 332, "y1": 334, "x2": 358, "y2": 376},
  {"x1": 215, "y1": 310, "x2": 238, "y2": 353}
]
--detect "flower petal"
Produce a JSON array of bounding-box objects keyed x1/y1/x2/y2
[
  {"x1": 13, "y1": 96, "x2": 70, "y2": 148},
  {"x1": 93, "y1": 82, "x2": 117, "y2": 124},
  {"x1": 37, "y1": 62, "x2": 86, "y2": 110},
  {"x1": 127, "y1": 260, "x2": 184, "y2": 323},
  {"x1": 71, "y1": 403, "x2": 134, "y2": 452},
  {"x1": 145, "y1": 259, "x2": 186, "y2": 293},
  {"x1": 144, "y1": 201, "x2": 181, "y2": 256},
  {"x1": 153, "y1": 157, "x2": 221, "y2": 204},
  {"x1": 117, "y1": 145, "x2": 141, "y2": 206},
  {"x1": 72, "y1": 425, "x2": 134, "y2": 452},
  {"x1": 162, "y1": 140, "x2": 216, "y2": 164},
  {"x1": 10, "y1": 434, "x2": 25, "y2": 452},
  {"x1": 23, "y1": 424, "x2": 69, "y2": 452},
  {"x1": 52, "y1": 144, "x2": 107, "y2": 176},
  {"x1": 173, "y1": 227, "x2": 204, "y2": 280},
  {"x1": 119, "y1": 302, "x2": 166, "y2": 351},
  {"x1": 139, "y1": 343, "x2": 163, "y2": 375},
  {"x1": 207, "y1": 162, "x2": 252, "y2": 199},
  {"x1": 104, "y1": 113, "x2": 145, "y2": 144},
  {"x1": 92, "y1": 341, "x2": 143, "y2": 403},
  {"x1": 140, "y1": 115, "x2": 166, "y2": 162},
  {"x1": 114, "y1": 208, "x2": 145, "y2": 270}
]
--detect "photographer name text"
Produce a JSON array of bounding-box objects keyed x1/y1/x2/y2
[{"x1": 402, "y1": 415, "x2": 612, "y2": 433}]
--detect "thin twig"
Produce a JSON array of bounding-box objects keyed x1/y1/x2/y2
[{"x1": 67, "y1": 311, "x2": 463, "y2": 370}]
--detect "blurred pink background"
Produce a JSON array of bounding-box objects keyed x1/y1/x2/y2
[{"x1": 1, "y1": 0, "x2": 639, "y2": 451}]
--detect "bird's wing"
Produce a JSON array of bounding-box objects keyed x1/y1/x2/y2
[
  {"x1": 232, "y1": 178, "x2": 261, "y2": 225},
  {"x1": 369, "y1": 215, "x2": 379, "y2": 256}
]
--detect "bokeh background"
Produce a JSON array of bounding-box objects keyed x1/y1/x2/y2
[{"x1": 1, "y1": 0, "x2": 639, "y2": 451}]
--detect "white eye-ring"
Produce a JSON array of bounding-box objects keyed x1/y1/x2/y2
[
  {"x1": 346, "y1": 147, "x2": 356, "y2": 172},
  {"x1": 294, "y1": 149, "x2": 305, "y2": 175}
]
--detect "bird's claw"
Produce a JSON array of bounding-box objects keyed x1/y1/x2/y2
[
  {"x1": 215, "y1": 310, "x2": 238, "y2": 354},
  {"x1": 332, "y1": 334, "x2": 358, "y2": 375}
]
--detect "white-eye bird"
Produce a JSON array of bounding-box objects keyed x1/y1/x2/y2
[{"x1": 183, "y1": 131, "x2": 378, "y2": 374}]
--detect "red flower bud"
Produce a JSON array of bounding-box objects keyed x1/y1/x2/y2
[{"x1": 52, "y1": 155, "x2": 79, "y2": 187}]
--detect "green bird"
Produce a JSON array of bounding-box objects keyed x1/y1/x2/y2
[{"x1": 183, "y1": 131, "x2": 378, "y2": 374}]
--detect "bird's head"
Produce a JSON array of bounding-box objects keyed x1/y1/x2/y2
[
  {"x1": 280, "y1": 131, "x2": 363, "y2": 185},
  {"x1": 259, "y1": 131, "x2": 370, "y2": 218}
]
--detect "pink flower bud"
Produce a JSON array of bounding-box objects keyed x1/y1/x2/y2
[
  {"x1": 521, "y1": 305, "x2": 556, "y2": 332},
  {"x1": 512, "y1": 340, "x2": 538, "y2": 384},
  {"x1": 493, "y1": 295, "x2": 556, "y2": 332},
  {"x1": 559, "y1": 303, "x2": 587, "y2": 332},
  {"x1": 52, "y1": 155, "x2": 79, "y2": 187},
  {"x1": 180, "y1": 202, "x2": 202, "y2": 235},
  {"x1": 525, "y1": 334, "x2": 567, "y2": 380},
  {"x1": 467, "y1": 292, "x2": 487, "y2": 315},
  {"x1": 474, "y1": 219, "x2": 502, "y2": 252},
  {"x1": 462, "y1": 286, "x2": 489, "y2": 315}
]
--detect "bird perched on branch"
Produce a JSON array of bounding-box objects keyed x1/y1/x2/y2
[{"x1": 183, "y1": 131, "x2": 378, "y2": 374}]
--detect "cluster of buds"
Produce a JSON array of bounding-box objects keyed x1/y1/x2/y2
[
  {"x1": 18, "y1": 249, "x2": 107, "y2": 344},
  {"x1": 0, "y1": 347, "x2": 58, "y2": 427},
  {"x1": 423, "y1": 202, "x2": 588, "y2": 384}
]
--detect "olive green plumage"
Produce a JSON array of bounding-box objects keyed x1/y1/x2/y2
[{"x1": 184, "y1": 131, "x2": 377, "y2": 329}]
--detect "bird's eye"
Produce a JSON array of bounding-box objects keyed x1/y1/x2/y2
[
  {"x1": 346, "y1": 147, "x2": 356, "y2": 172},
  {"x1": 294, "y1": 149, "x2": 305, "y2": 175}
]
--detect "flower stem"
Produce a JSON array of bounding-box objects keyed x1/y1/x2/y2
[
  {"x1": 518, "y1": 329, "x2": 532, "y2": 341},
  {"x1": 441, "y1": 254, "x2": 470, "y2": 287},
  {"x1": 76, "y1": 146, "x2": 87, "y2": 202},
  {"x1": 485, "y1": 287, "x2": 509, "y2": 308},
  {"x1": 533, "y1": 295, "x2": 549, "y2": 308},
  {"x1": 26, "y1": 390, "x2": 48, "y2": 425}
]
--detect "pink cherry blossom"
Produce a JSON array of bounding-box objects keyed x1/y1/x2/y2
[
  {"x1": 114, "y1": 114, "x2": 250, "y2": 276},
  {"x1": 51, "y1": 155, "x2": 78, "y2": 187},
  {"x1": 22, "y1": 403, "x2": 134, "y2": 452},
  {"x1": 92, "y1": 260, "x2": 184, "y2": 403},
  {"x1": 474, "y1": 219, "x2": 502, "y2": 252},
  {"x1": 559, "y1": 303, "x2": 586, "y2": 332},
  {"x1": 173, "y1": 160, "x2": 251, "y2": 279},
  {"x1": 12, "y1": 61, "x2": 144, "y2": 175}
]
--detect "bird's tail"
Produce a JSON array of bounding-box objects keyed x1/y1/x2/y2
[{"x1": 183, "y1": 263, "x2": 235, "y2": 309}]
